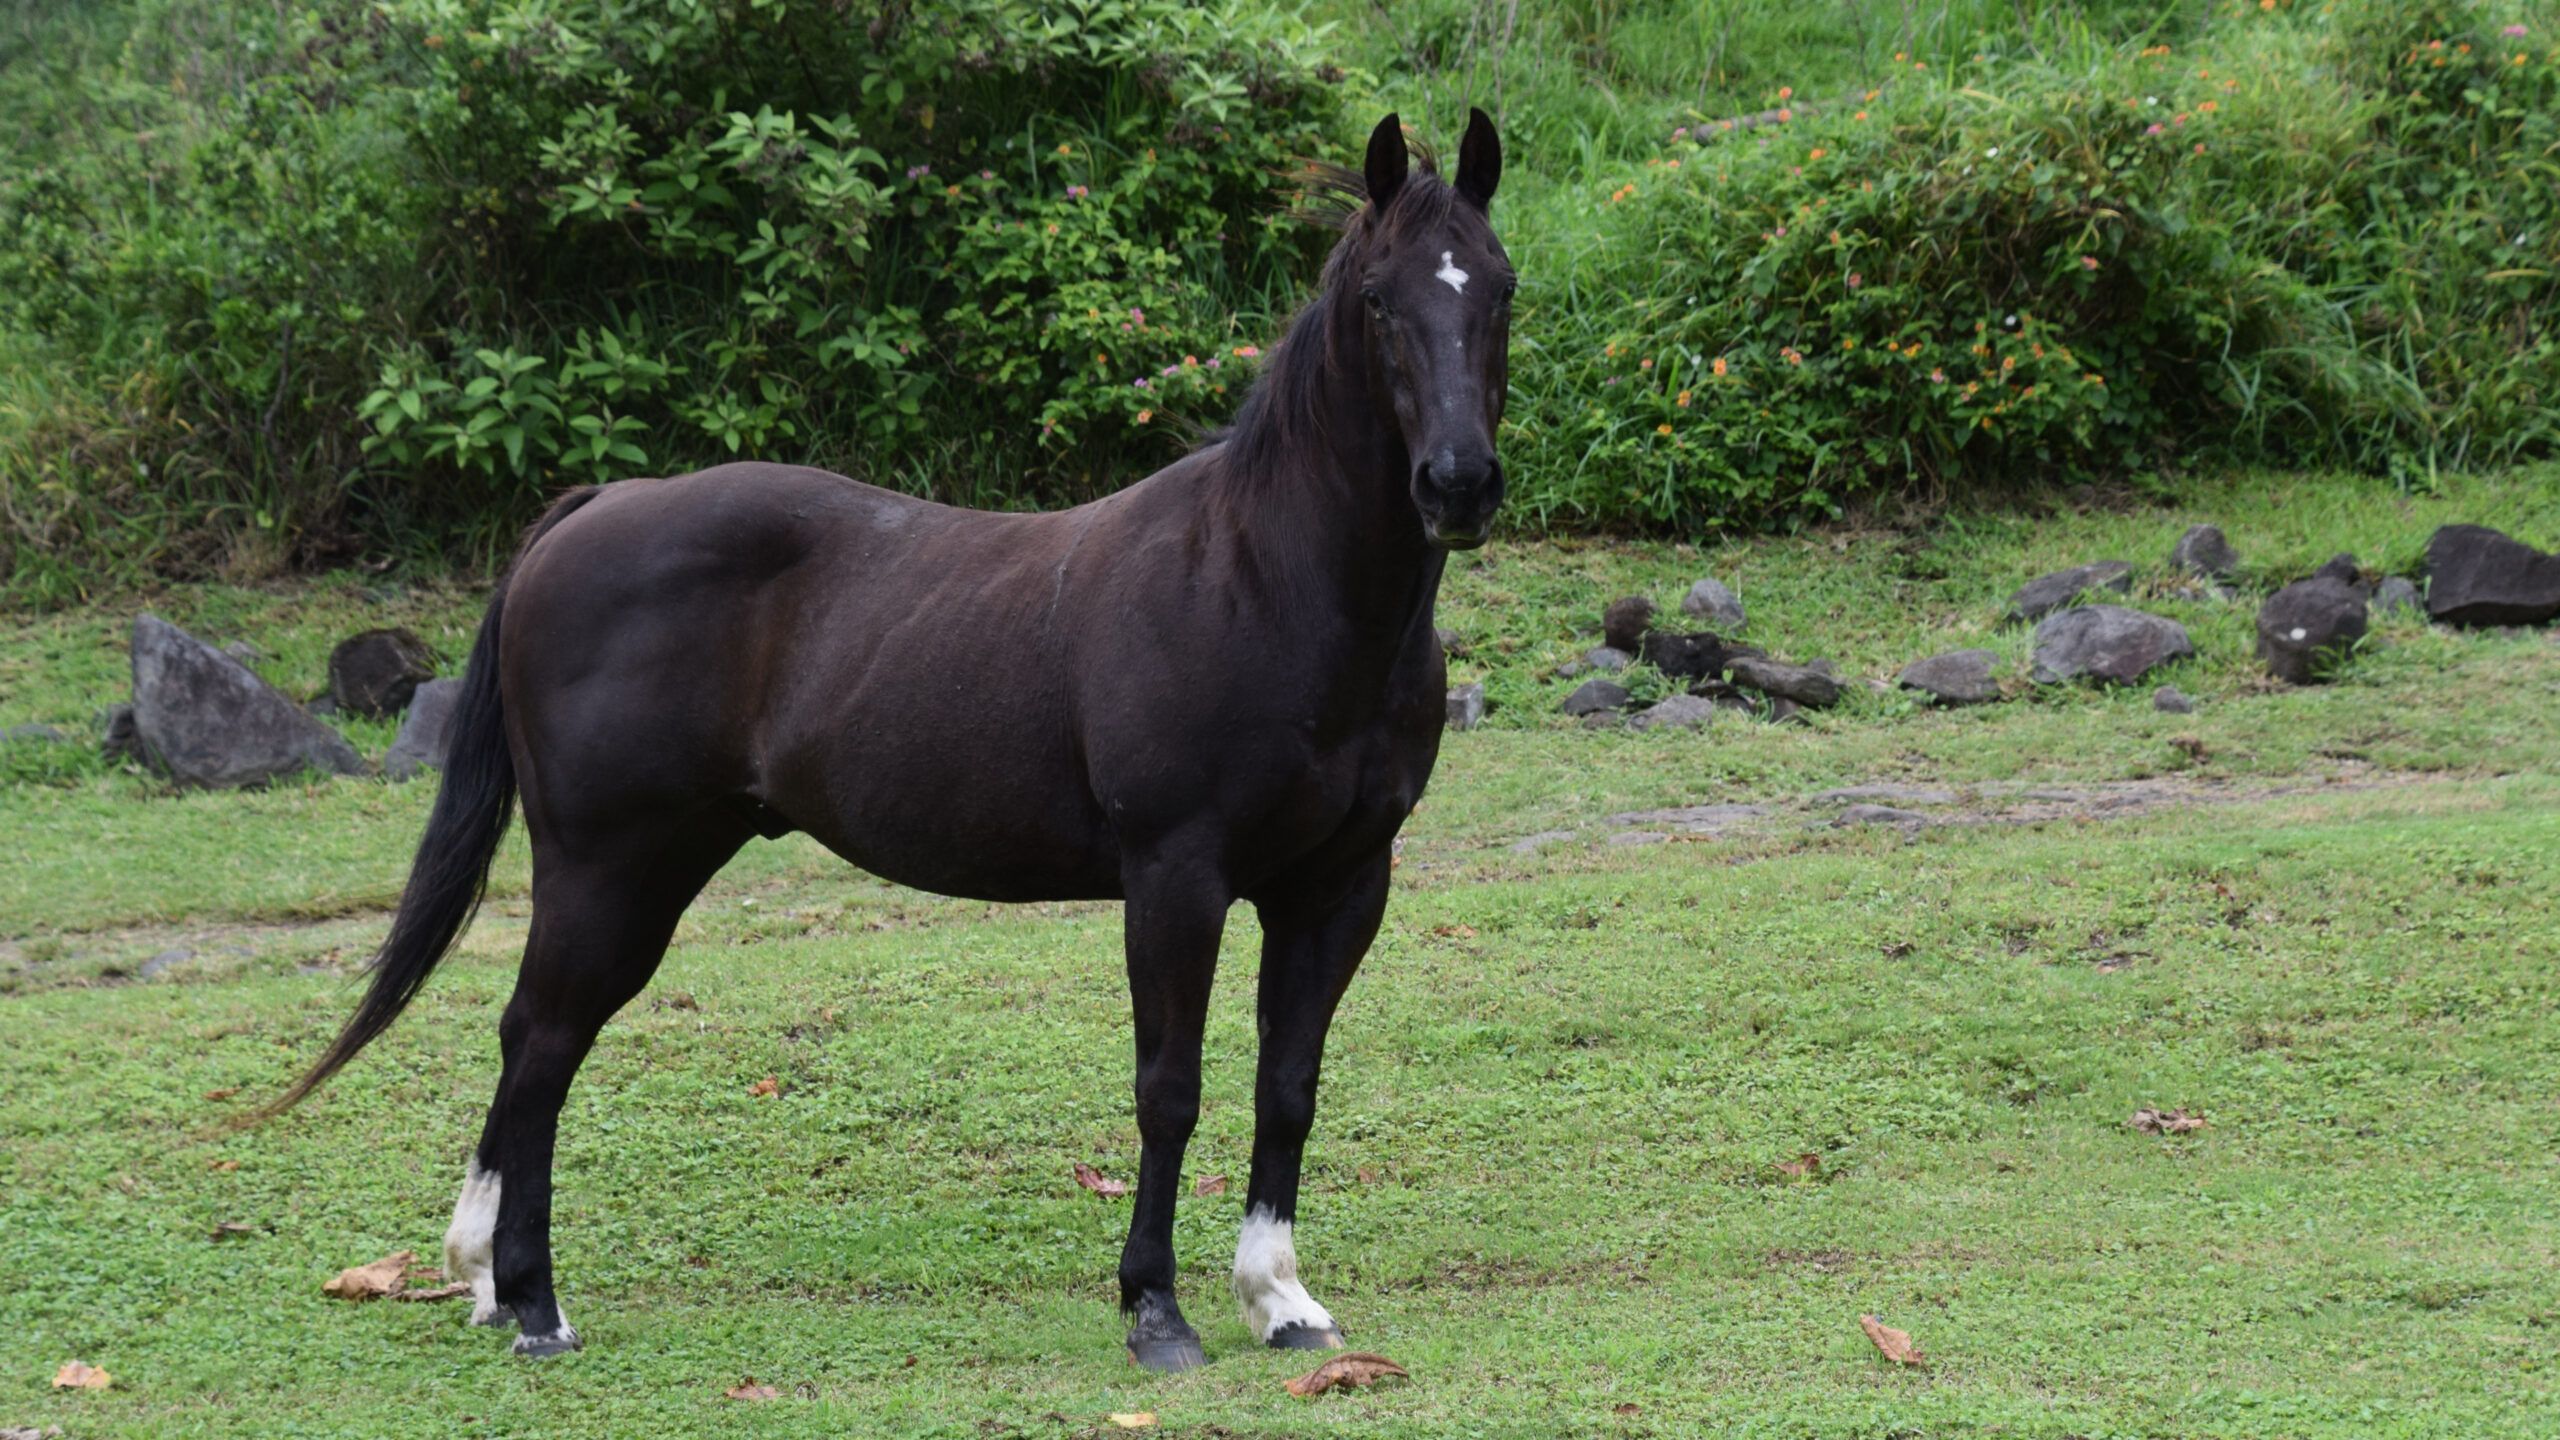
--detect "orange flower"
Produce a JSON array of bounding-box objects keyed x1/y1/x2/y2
[
  {"x1": 1778, "y1": 86, "x2": 1794, "y2": 100},
  {"x1": 1135, "y1": 409, "x2": 1153, "y2": 423},
  {"x1": 1711, "y1": 357, "x2": 1728, "y2": 376},
  {"x1": 1678, "y1": 389, "x2": 1695, "y2": 405},
  {"x1": 1638, "y1": 358, "x2": 1654, "y2": 370},
  {"x1": 1808, "y1": 147, "x2": 1826, "y2": 161},
  {"x1": 1656, "y1": 423, "x2": 1674, "y2": 435}
]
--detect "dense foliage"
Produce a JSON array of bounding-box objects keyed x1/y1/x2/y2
[{"x1": 1, "y1": 0, "x2": 2555, "y2": 601}]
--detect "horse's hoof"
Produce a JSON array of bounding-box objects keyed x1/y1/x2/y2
[
  {"x1": 468, "y1": 1301, "x2": 515, "y2": 1330},
  {"x1": 1266, "y1": 1322, "x2": 1345, "y2": 1351},
  {"x1": 1126, "y1": 1333, "x2": 1208, "y2": 1373},
  {"x1": 511, "y1": 1326, "x2": 583, "y2": 1359}
]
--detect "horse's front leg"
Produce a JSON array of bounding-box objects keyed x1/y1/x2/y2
[
  {"x1": 1236, "y1": 849, "x2": 1391, "y2": 1350},
  {"x1": 1116, "y1": 856, "x2": 1229, "y2": 1372}
]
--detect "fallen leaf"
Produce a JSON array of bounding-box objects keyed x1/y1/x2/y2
[
  {"x1": 203, "y1": 1087, "x2": 239, "y2": 1101},
  {"x1": 1878, "y1": 939, "x2": 1915, "y2": 959},
  {"x1": 393, "y1": 1282, "x2": 471, "y2": 1303},
  {"x1": 1429, "y1": 923, "x2": 1477, "y2": 939},
  {"x1": 2130, "y1": 1108, "x2": 2206, "y2": 1135},
  {"x1": 209, "y1": 1221, "x2": 260, "y2": 1241},
  {"x1": 1107, "y1": 1414, "x2": 1155, "y2": 1430},
  {"x1": 1073, "y1": 1162, "x2": 1128, "y2": 1198},
  {"x1": 322, "y1": 1250, "x2": 414, "y2": 1301},
  {"x1": 207, "y1": 1159, "x2": 240, "y2": 1172},
  {"x1": 1613, "y1": 1402, "x2": 1641, "y2": 1415},
  {"x1": 1194, "y1": 1174, "x2": 1228, "y2": 1197},
  {"x1": 1356, "y1": 1166, "x2": 1379, "y2": 1185},
  {"x1": 725, "y1": 1380, "x2": 781, "y2": 1402},
  {"x1": 1777, "y1": 1152, "x2": 1822, "y2": 1179},
  {"x1": 1284, "y1": 1351, "x2": 1409, "y2": 1397},
  {"x1": 52, "y1": 1360, "x2": 112, "y2": 1389},
  {"x1": 1859, "y1": 1314, "x2": 1926, "y2": 1367},
  {"x1": 748, "y1": 1076, "x2": 779, "y2": 1098}
]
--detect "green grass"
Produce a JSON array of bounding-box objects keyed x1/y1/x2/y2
[{"x1": 4, "y1": 470, "x2": 2559, "y2": 1435}]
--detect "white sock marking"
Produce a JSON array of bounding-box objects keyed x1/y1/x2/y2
[
  {"x1": 444, "y1": 1159, "x2": 504, "y2": 1326},
  {"x1": 1435, "y1": 251, "x2": 1469, "y2": 293},
  {"x1": 1233, "y1": 1206, "x2": 1336, "y2": 1342}
]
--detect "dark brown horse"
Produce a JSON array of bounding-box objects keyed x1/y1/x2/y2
[{"x1": 273, "y1": 110, "x2": 1511, "y2": 1371}]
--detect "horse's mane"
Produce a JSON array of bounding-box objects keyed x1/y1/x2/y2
[{"x1": 1208, "y1": 139, "x2": 1463, "y2": 484}]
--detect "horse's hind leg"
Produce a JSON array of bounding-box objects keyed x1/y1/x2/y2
[
  {"x1": 1234, "y1": 849, "x2": 1391, "y2": 1350},
  {"x1": 444, "y1": 816, "x2": 748, "y2": 1356}
]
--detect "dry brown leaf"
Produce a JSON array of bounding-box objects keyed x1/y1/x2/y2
[
  {"x1": 1193, "y1": 1174, "x2": 1228, "y2": 1197},
  {"x1": 1073, "y1": 1161, "x2": 1128, "y2": 1198},
  {"x1": 393, "y1": 1282, "x2": 471, "y2": 1303},
  {"x1": 1356, "y1": 1166, "x2": 1380, "y2": 1185},
  {"x1": 1284, "y1": 1351, "x2": 1409, "y2": 1397},
  {"x1": 322, "y1": 1250, "x2": 414, "y2": 1301},
  {"x1": 2130, "y1": 1108, "x2": 2206, "y2": 1135},
  {"x1": 52, "y1": 1360, "x2": 112, "y2": 1390},
  {"x1": 203, "y1": 1087, "x2": 239, "y2": 1101},
  {"x1": 1612, "y1": 1402, "x2": 1641, "y2": 1416},
  {"x1": 209, "y1": 1221, "x2": 259, "y2": 1242},
  {"x1": 1859, "y1": 1314, "x2": 1926, "y2": 1367},
  {"x1": 1430, "y1": 923, "x2": 1477, "y2": 939},
  {"x1": 1778, "y1": 1152, "x2": 1822, "y2": 1179},
  {"x1": 1107, "y1": 1414, "x2": 1156, "y2": 1430},
  {"x1": 207, "y1": 1158, "x2": 240, "y2": 1173},
  {"x1": 748, "y1": 1076, "x2": 780, "y2": 1098},
  {"x1": 725, "y1": 1380, "x2": 781, "y2": 1401}
]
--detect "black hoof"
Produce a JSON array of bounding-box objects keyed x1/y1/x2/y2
[
  {"x1": 1267, "y1": 1322, "x2": 1346, "y2": 1351},
  {"x1": 1126, "y1": 1332, "x2": 1208, "y2": 1373},
  {"x1": 511, "y1": 1327, "x2": 583, "y2": 1359}
]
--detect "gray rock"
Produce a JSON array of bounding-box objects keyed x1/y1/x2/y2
[
  {"x1": 1813, "y1": 784, "x2": 1957, "y2": 806},
  {"x1": 1766, "y1": 697, "x2": 1808, "y2": 725},
  {"x1": 1434, "y1": 625, "x2": 1466, "y2": 657},
  {"x1": 328, "y1": 627, "x2": 438, "y2": 719},
  {"x1": 1897, "y1": 649, "x2": 2002, "y2": 706},
  {"x1": 129, "y1": 614, "x2": 366, "y2": 788},
  {"x1": 2153, "y1": 685, "x2": 2196, "y2": 714},
  {"x1": 2029, "y1": 605, "x2": 2195, "y2": 686},
  {"x1": 1602, "y1": 596, "x2": 1655, "y2": 653},
  {"x1": 1578, "y1": 711, "x2": 1624, "y2": 731},
  {"x1": 1628, "y1": 694, "x2": 1718, "y2": 731},
  {"x1": 1561, "y1": 678, "x2": 1632, "y2": 716},
  {"x1": 1584, "y1": 645, "x2": 1633, "y2": 672},
  {"x1": 383, "y1": 678, "x2": 464, "y2": 780},
  {"x1": 2256, "y1": 577, "x2": 2368, "y2": 684},
  {"x1": 2373, "y1": 576, "x2": 2424, "y2": 618},
  {"x1": 220, "y1": 640, "x2": 265, "y2": 667},
  {"x1": 1680, "y1": 577, "x2": 1746, "y2": 631},
  {"x1": 2311, "y1": 552, "x2": 2366, "y2": 591},
  {"x1": 1638, "y1": 630, "x2": 1739, "y2": 681},
  {"x1": 3, "y1": 723, "x2": 71, "y2": 745},
  {"x1": 138, "y1": 947, "x2": 195, "y2": 980},
  {"x1": 101, "y1": 703, "x2": 142, "y2": 763},
  {"x1": 1836, "y1": 804, "x2": 1931, "y2": 827},
  {"x1": 1728, "y1": 655, "x2": 1840, "y2": 708},
  {"x1": 2169, "y1": 524, "x2": 2239, "y2": 581},
  {"x1": 2424, "y1": 524, "x2": 2560, "y2": 626},
  {"x1": 2005, "y1": 561, "x2": 2135, "y2": 624},
  {"x1": 1445, "y1": 682, "x2": 1487, "y2": 732}
]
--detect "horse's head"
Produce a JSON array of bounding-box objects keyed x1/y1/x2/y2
[{"x1": 1353, "y1": 109, "x2": 1512, "y2": 551}]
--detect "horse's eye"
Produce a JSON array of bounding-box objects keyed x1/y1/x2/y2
[
  {"x1": 1361, "y1": 287, "x2": 1389, "y2": 318},
  {"x1": 1499, "y1": 279, "x2": 1519, "y2": 303}
]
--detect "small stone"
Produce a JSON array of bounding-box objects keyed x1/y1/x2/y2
[
  {"x1": 1561, "y1": 678, "x2": 1631, "y2": 716},
  {"x1": 384, "y1": 679, "x2": 464, "y2": 780},
  {"x1": 1766, "y1": 697, "x2": 1806, "y2": 725},
  {"x1": 2373, "y1": 576, "x2": 2424, "y2": 617},
  {"x1": 1445, "y1": 683, "x2": 1487, "y2": 732},
  {"x1": 1637, "y1": 630, "x2": 1737, "y2": 680},
  {"x1": 101, "y1": 703, "x2": 142, "y2": 763},
  {"x1": 1679, "y1": 577, "x2": 1746, "y2": 631},
  {"x1": 1628, "y1": 694, "x2": 1717, "y2": 731},
  {"x1": 2169, "y1": 524, "x2": 2240, "y2": 581},
  {"x1": 2005, "y1": 561, "x2": 2135, "y2": 624},
  {"x1": 1434, "y1": 625, "x2": 1466, "y2": 657},
  {"x1": 2424, "y1": 524, "x2": 2560, "y2": 626},
  {"x1": 1579, "y1": 711, "x2": 1624, "y2": 731},
  {"x1": 1836, "y1": 804, "x2": 1929, "y2": 827},
  {"x1": 1584, "y1": 645, "x2": 1633, "y2": 672},
  {"x1": 3, "y1": 723, "x2": 71, "y2": 745},
  {"x1": 1728, "y1": 655, "x2": 1840, "y2": 708},
  {"x1": 2311, "y1": 552, "x2": 2365, "y2": 589},
  {"x1": 2256, "y1": 577, "x2": 2368, "y2": 684},
  {"x1": 1897, "y1": 649, "x2": 2002, "y2": 706},
  {"x1": 1601, "y1": 596, "x2": 1655, "y2": 653},
  {"x1": 2030, "y1": 605, "x2": 2195, "y2": 686},
  {"x1": 329, "y1": 628, "x2": 439, "y2": 719},
  {"x1": 2153, "y1": 686, "x2": 2196, "y2": 714}
]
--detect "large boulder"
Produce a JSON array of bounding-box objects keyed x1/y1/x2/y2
[
  {"x1": 2256, "y1": 577, "x2": 2367, "y2": 684},
  {"x1": 2005, "y1": 561, "x2": 2134, "y2": 624},
  {"x1": 1679, "y1": 577, "x2": 1746, "y2": 631},
  {"x1": 1728, "y1": 655, "x2": 1840, "y2": 708},
  {"x1": 2169, "y1": 525, "x2": 2239, "y2": 581},
  {"x1": 129, "y1": 615, "x2": 366, "y2": 788},
  {"x1": 2029, "y1": 605, "x2": 2194, "y2": 686},
  {"x1": 1897, "y1": 649, "x2": 2002, "y2": 706},
  {"x1": 383, "y1": 678, "x2": 465, "y2": 780},
  {"x1": 2424, "y1": 524, "x2": 2560, "y2": 626},
  {"x1": 328, "y1": 628, "x2": 439, "y2": 719},
  {"x1": 1601, "y1": 596, "x2": 1655, "y2": 653}
]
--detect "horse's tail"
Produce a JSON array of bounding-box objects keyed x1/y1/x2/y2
[{"x1": 258, "y1": 488, "x2": 604, "y2": 1120}]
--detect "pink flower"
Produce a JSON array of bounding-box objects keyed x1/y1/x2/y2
[
  {"x1": 2080, "y1": 255, "x2": 2099, "y2": 270},
  {"x1": 1847, "y1": 272, "x2": 1863, "y2": 289},
  {"x1": 2503, "y1": 23, "x2": 2528, "y2": 37},
  {"x1": 1929, "y1": 368, "x2": 1946, "y2": 383},
  {"x1": 1130, "y1": 307, "x2": 1144, "y2": 323},
  {"x1": 1065, "y1": 184, "x2": 1088, "y2": 199},
  {"x1": 1134, "y1": 377, "x2": 1150, "y2": 389},
  {"x1": 2146, "y1": 123, "x2": 2165, "y2": 135}
]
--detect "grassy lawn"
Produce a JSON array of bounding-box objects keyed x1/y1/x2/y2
[{"x1": 3, "y1": 470, "x2": 2558, "y2": 1437}]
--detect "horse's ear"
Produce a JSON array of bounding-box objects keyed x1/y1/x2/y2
[
  {"x1": 1363, "y1": 112, "x2": 1407, "y2": 213},
  {"x1": 1455, "y1": 106, "x2": 1502, "y2": 209}
]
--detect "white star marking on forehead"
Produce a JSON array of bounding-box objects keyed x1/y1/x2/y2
[{"x1": 1435, "y1": 251, "x2": 1470, "y2": 294}]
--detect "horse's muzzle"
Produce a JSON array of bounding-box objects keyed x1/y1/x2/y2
[{"x1": 1416, "y1": 454, "x2": 1505, "y2": 551}]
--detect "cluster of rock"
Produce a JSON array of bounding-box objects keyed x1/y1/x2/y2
[
  {"x1": 86, "y1": 616, "x2": 462, "y2": 789},
  {"x1": 1544, "y1": 590, "x2": 1846, "y2": 732}
]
